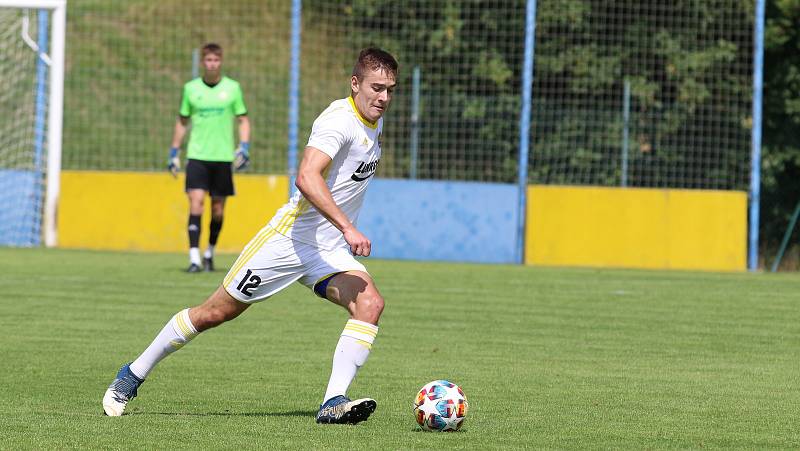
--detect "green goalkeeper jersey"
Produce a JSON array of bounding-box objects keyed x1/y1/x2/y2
[{"x1": 179, "y1": 76, "x2": 247, "y2": 162}]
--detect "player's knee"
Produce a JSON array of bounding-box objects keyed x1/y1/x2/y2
[
  {"x1": 357, "y1": 293, "x2": 384, "y2": 323},
  {"x1": 189, "y1": 200, "x2": 205, "y2": 215}
]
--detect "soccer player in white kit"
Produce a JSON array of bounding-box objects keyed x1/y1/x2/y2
[{"x1": 103, "y1": 48, "x2": 398, "y2": 425}]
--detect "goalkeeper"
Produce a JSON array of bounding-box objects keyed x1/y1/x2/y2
[{"x1": 168, "y1": 42, "x2": 251, "y2": 273}]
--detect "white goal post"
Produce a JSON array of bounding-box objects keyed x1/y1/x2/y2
[{"x1": 0, "y1": 0, "x2": 65, "y2": 247}]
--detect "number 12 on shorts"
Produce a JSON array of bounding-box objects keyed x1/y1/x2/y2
[{"x1": 236, "y1": 269, "x2": 261, "y2": 296}]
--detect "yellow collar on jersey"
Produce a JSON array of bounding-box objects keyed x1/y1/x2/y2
[{"x1": 348, "y1": 96, "x2": 378, "y2": 129}]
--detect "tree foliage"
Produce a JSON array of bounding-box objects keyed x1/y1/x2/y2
[
  {"x1": 761, "y1": 0, "x2": 800, "y2": 253},
  {"x1": 321, "y1": 0, "x2": 754, "y2": 189}
]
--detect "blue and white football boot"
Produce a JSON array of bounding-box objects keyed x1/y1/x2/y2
[
  {"x1": 315, "y1": 395, "x2": 377, "y2": 424},
  {"x1": 102, "y1": 363, "x2": 144, "y2": 416}
]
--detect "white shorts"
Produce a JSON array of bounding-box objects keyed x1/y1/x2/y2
[{"x1": 222, "y1": 226, "x2": 367, "y2": 303}]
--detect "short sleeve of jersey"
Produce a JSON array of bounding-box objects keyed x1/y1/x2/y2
[
  {"x1": 233, "y1": 82, "x2": 247, "y2": 116},
  {"x1": 306, "y1": 113, "x2": 352, "y2": 159},
  {"x1": 179, "y1": 84, "x2": 191, "y2": 117}
]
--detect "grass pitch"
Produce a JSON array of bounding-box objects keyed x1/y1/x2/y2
[{"x1": 0, "y1": 248, "x2": 798, "y2": 449}]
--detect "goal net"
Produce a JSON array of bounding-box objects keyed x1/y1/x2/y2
[{"x1": 0, "y1": 1, "x2": 65, "y2": 246}]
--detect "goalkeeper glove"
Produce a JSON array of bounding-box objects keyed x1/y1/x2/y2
[
  {"x1": 167, "y1": 147, "x2": 181, "y2": 176},
  {"x1": 234, "y1": 142, "x2": 250, "y2": 171}
]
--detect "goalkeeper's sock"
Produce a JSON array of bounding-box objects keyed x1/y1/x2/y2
[
  {"x1": 204, "y1": 245, "x2": 215, "y2": 260},
  {"x1": 189, "y1": 247, "x2": 201, "y2": 266},
  {"x1": 209, "y1": 217, "x2": 223, "y2": 247},
  {"x1": 322, "y1": 319, "x2": 378, "y2": 403},
  {"x1": 188, "y1": 214, "x2": 201, "y2": 248},
  {"x1": 129, "y1": 309, "x2": 198, "y2": 380}
]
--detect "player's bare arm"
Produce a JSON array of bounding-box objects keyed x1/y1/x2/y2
[
  {"x1": 295, "y1": 146, "x2": 371, "y2": 256},
  {"x1": 171, "y1": 116, "x2": 189, "y2": 149},
  {"x1": 167, "y1": 116, "x2": 190, "y2": 176},
  {"x1": 237, "y1": 115, "x2": 250, "y2": 143}
]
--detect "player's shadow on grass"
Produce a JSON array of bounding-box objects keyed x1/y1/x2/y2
[{"x1": 142, "y1": 410, "x2": 316, "y2": 417}]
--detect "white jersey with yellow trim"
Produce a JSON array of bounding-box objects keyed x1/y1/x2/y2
[{"x1": 267, "y1": 96, "x2": 383, "y2": 250}]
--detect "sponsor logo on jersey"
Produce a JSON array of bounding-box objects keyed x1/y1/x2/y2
[
  {"x1": 351, "y1": 158, "x2": 380, "y2": 182},
  {"x1": 196, "y1": 107, "x2": 225, "y2": 117}
]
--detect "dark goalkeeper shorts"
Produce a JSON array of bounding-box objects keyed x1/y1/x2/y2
[{"x1": 185, "y1": 159, "x2": 235, "y2": 197}]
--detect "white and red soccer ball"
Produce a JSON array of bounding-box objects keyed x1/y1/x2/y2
[{"x1": 413, "y1": 380, "x2": 469, "y2": 432}]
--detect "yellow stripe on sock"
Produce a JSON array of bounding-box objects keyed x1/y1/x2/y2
[
  {"x1": 174, "y1": 314, "x2": 189, "y2": 337},
  {"x1": 345, "y1": 322, "x2": 378, "y2": 334},
  {"x1": 345, "y1": 324, "x2": 378, "y2": 336},
  {"x1": 175, "y1": 313, "x2": 196, "y2": 338},
  {"x1": 355, "y1": 339, "x2": 372, "y2": 350},
  {"x1": 345, "y1": 323, "x2": 378, "y2": 337},
  {"x1": 344, "y1": 327, "x2": 377, "y2": 338}
]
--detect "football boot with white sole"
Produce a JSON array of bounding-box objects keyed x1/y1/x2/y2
[
  {"x1": 102, "y1": 363, "x2": 143, "y2": 416},
  {"x1": 315, "y1": 395, "x2": 376, "y2": 424}
]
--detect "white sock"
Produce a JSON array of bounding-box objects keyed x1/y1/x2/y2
[
  {"x1": 204, "y1": 246, "x2": 215, "y2": 259},
  {"x1": 189, "y1": 247, "x2": 201, "y2": 265},
  {"x1": 129, "y1": 309, "x2": 198, "y2": 380},
  {"x1": 322, "y1": 319, "x2": 378, "y2": 403}
]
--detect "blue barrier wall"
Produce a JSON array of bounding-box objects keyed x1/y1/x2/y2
[
  {"x1": 0, "y1": 170, "x2": 40, "y2": 246},
  {"x1": 358, "y1": 179, "x2": 519, "y2": 263}
]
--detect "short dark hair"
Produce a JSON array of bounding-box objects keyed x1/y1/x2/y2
[
  {"x1": 201, "y1": 43, "x2": 223, "y2": 57},
  {"x1": 352, "y1": 47, "x2": 398, "y2": 81}
]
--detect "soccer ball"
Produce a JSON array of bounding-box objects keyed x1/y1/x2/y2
[{"x1": 413, "y1": 380, "x2": 469, "y2": 432}]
